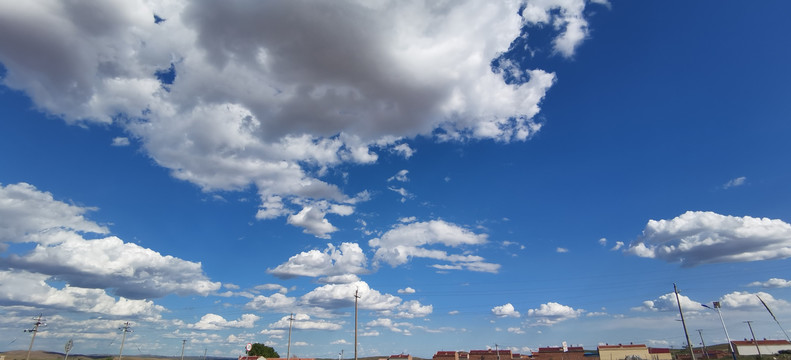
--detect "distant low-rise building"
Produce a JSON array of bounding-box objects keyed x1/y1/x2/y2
[
  {"x1": 389, "y1": 354, "x2": 413, "y2": 360},
  {"x1": 732, "y1": 339, "x2": 791, "y2": 356},
  {"x1": 597, "y1": 344, "x2": 649, "y2": 360},
  {"x1": 647, "y1": 348, "x2": 671, "y2": 360},
  {"x1": 532, "y1": 346, "x2": 585, "y2": 360},
  {"x1": 469, "y1": 349, "x2": 513, "y2": 360},
  {"x1": 434, "y1": 351, "x2": 460, "y2": 360}
]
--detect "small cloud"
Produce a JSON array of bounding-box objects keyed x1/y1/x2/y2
[
  {"x1": 392, "y1": 143, "x2": 415, "y2": 159},
  {"x1": 556, "y1": 247, "x2": 569, "y2": 253},
  {"x1": 610, "y1": 241, "x2": 624, "y2": 251},
  {"x1": 748, "y1": 278, "x2": 791, "y2": 288},
  {"x1": 444, "y1": 176, "x2": 451, "y2": 182},
  {"x1": 111, "y1": 137, "x2": 130, "y2": 146},
  {"x1": 507, "y1": 327, "x2": 525, "y2": 334},
  {"x1": 492, "y1": 303, "x2": 521, "y2": 318},
  {"x1": 397, "y1": 287, "x2": 416, "y2": 294},
  {"x1": 398, "y1": 216, "x2": 417, "y2": 223},
  {"x1": 388, "y1": 170, "x2": 409, "y2": 182},
  {"x1": 598, "y1": 238, "x2": 607, "y2": 246},
  {"x1": 723, "y1": 176, "x2": 747, "y2": 189},
  {"x1": 448, "y1": 310, "x2": 459, "y2": 315},
  {"x1": 331, "y1": 339, "x2": 349, "y2": 345}
]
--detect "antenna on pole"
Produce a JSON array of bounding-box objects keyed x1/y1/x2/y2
[
  {"x1": 674, "y1": 283, "x2": 696, "y2": 360},
  {"x1": 702, "y1": 302, "x2": 737, "y2": 360},
  {"x1": 287, "y1": 313, "x2": 295, "y2": 360},
  {"x1": 25, "y1": 314, "x2": 46, "y2": 360},
  {"x1": 118, "y1": 322, "x2": 133, "y2": 360},
  {"x1": 354, "y1": 289, "x2": 360, "y2": 360},
  {"x1": 181, "y1": 339, "x2": 187, "y2": 360}
]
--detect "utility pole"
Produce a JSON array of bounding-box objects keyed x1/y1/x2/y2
[
  {"x1": 495, "y1": 344, "x2": 501, "y2": 360},
  {"x1": 287, "y1": 313, "x2": 295, "y2": 360},
  {"x1": 354, "y1": 289, "x2": 360, "y2": 360},
  {"x1": 757, "y1": 295, "x2": 791, "y2": 342},
  {"x1": 696, "y1": 330, "x2": 709, "y2": 359},
  {"x1": 745, "y1": 321, "x2": 762, "y2": 359},
  {"x1": 674, "y1": 284, "x2": 696, "y2": 360},
  {"x1": 118, "y1": 322, "x2": 132, "y2": 360},
  {"x1": 25, "y1": 314, "x2": 46, "y2": 360},
  {"x1": 181, "y1": 339, "x2": 187, "y2": 360}
]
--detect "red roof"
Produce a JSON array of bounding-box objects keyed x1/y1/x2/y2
[
  {"x1": 435, "y1": 352, "x2": 458, "y2": 356},
  {"x1": 649, "y1": 348, "x2": 671, "y2": 354},
  {"x1": 470, "y1": 350, "x2": 513, "y2": 355},
  {"x1": 732, "y1": 340, "x2": 791, "y2": 346},
  {"x1": 599, "y1": 344, "x2": 647, "y2": 349}
]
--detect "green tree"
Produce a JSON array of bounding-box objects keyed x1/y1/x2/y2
[{"x1": 247, "y1": 343, "x2": 280, "y2": 358}]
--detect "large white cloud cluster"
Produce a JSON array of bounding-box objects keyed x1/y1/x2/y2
[
  {"x1": 0, "y1": 0, "x2": 603, "y2": 237},
  {"x1": 0, "y1": 182, "x2": 220, "y2": 315},
  {"x1": 626, "y1": 211, "x2": 791, "y2": 267}
]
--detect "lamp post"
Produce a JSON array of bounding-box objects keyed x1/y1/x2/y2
[{"x1": 702, "y1": 302, "x2": 737, "y2": 360}]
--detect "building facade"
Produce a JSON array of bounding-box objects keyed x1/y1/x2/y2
[
  {"x1": 732, "y1": 339, "x2": 791, "y2": 355},
  {"x1": 597, "y1": 344, "x2": 650, "y2": 360}
]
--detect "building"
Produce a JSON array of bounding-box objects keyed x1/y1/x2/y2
[
  {"x1": 647, "y1": 348, "x2": 671, "y2": 360},
  {"x1": 469, "y1": 349, "x2": 513, "y2": 360},
  {"x1": 597, "y1": 344, "x2": 649, "y2": 360},
  {"x1": 732, "y1": 339, "x2": 791, "y2": 356},
  {"x1": 434, "y1": 351, "x2": 461, "y2": 360},
  {"x1": 532, "y1": 346, "x2": 586, "y2": 360},
  {"x1": 389, "y1": 354, "x2": 413, "y2": 360}
]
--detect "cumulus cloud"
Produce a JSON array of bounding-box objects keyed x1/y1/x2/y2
[
  {"x1": 0, "y1": 0, "x2": 601, "y2": 237},
  {"x1": 718, "y1": 291, "x2": 789, "y2": 310},
  {"x1": 527, "y1": 302, "x2": 583, "y2": 325},
  {"x1": 625, "y1": 211, "x2": 791, "y2": 267},
  {"x1": 748, "y1": 278, "x2": 791, "y2": 288},
  {"x1": 268, "y1": 313, "x2": 342, "y2": 331},
  {"x1": 0, "y1": 183, "x2": 220, "y2": 300},
  {"x1": 301, "y1": 281, "x2": 402, "y2": 311},
  {"x1": 245, "y1": 293, "x2": 297, "y2": 312},
  {"x1": 632, "y1": 292, "x2": 702, "y2": 312},
  {"x1": 369, "y1": 220, "x2": 499, "y2": 273},
  {"x1": 267, "y1": 242, "x2": 368, "y2": 279},
  {"x1": 0, "y1": 270, "x2": 164, "y2": 317},
  {"x1": 492, "y1": 303, "x2": 521, "y2": 318},
  {"x1": 189, "y1": 313, "x2": 259, "y2": 330},
  {"x1": 397, "y1": 287, "x2": 416, "y2": 294}
]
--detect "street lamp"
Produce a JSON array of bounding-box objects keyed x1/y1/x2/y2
[{"x1": 701, "y1": 302, "x2": 737, "y2": 360}]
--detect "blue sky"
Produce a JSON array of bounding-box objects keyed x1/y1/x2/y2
[{"x1": 2, "y1": 0, "x2": 791, "y2": 358}]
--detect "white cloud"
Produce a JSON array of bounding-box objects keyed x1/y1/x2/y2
[
  {"x1": 0, "y1": 270, "x2": 164, "y2": 317},
  {"x1": 254, "y1": 283, "x2": 289, "y2": 294},
  {"x1": 300, "y1": 281, "x2": 401, "y2": 312},
  {"x1": 527, "y1": 302, "x2": 583, "y2": 325},
  {"x1": 369, "y1": 220, "x2": 499, "y2": 273},
  {"x1": 397, "y1": 287, "x2": 416, "y2": 294},
  {"x1": 0, "y1": 183, "x2": 220, "y2": 300},
  {"x1": 610, "y1": 241, "x2": 624, "y2": 251},
  {"x1": 748, "y1": 278, "x2": 791, "y2": 288},
  {"x1": 492, "y1": 303, "x2": 521, "y2": 318},
  {"x1": 267, "y1": 242, "x2": 368, "y2": 279},
  {"x1": 331, "y1": 339, "x2": 350, "y2": 345},
  {"x1": 268, "y1": 313, "x2": 342, "y2": 331},
  {"x1": 625, "y1": 211, "x2": 791, "y2": 267},
  {"x1": 723, "y1": 176, "x2": 747, "y2": 189},
  {"x1": 556, "y1": 247, "x2": 569, "y2": 253},
  {"x1": 388, "y1": 170, "x2": 409, "y2": 182},
  {"x1": 632, "y1": 292, "x2": 702, "y2": 312},
  {"x1": 598, "y1": 237, "x2": 607, "y2": 246},
  {"x1": 245, "y1": 293, "x2": 297, "y2": 312},
  {"x1": 507, "y1": 327, "x2": 525, "y2": 334},
  {"x1": 111, "y1": 137, "x2": 130, "y2": 146},
  {"x1": 719, "y1": 291, "x2": 789, "y2": 310},
  {"x1": 0, "y1": 1, "x2": 600, "y2": 237},
  {"x1": 395, "y1": 300, "x2": 433, "y2": 319},
  {"x1": 189, "y1": 314, "x2": 259, "y2": 330},
  {"x1": 0, "y1": 183, "x2": 108, "y2": 242}
]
